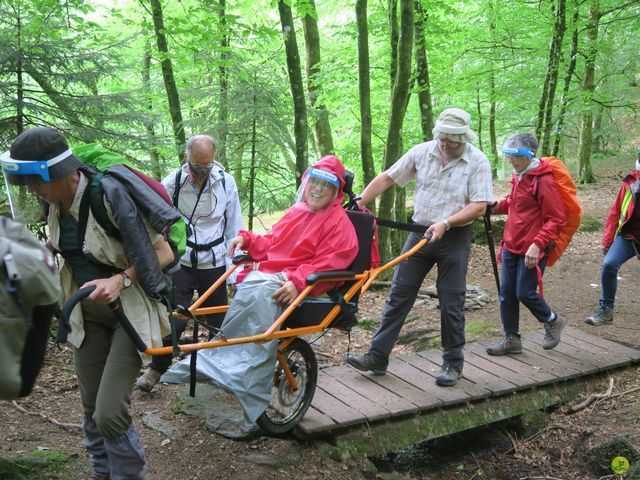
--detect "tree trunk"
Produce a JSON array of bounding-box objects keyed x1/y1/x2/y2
[
  {"x1": 540, "y1": 0, "x2": 567, "y2": 155},
  {"x1": 278, "y1": 0, "x2": 308, "y2": 187},
  {"x1": 487, "y1": 1, "x2": 499, "y2": 176},
  {"x1": 476, "y1": 84, "x2": 483, "y2": 152},
  {"x1": 248, "y1": 91, "x2": 257, "y2": 231},
  {"x1": 148, "y1": 0, "x2": 186, "y2": 163},
  {"x1": 356, "y1": 0, "x2": 376, "y2": 192},
  {"x1": 552, "y1": 3, "x2": 579, "y2": 157},
  {"x1": 388, "y1": 0, "x2": 399, "y2": 89},
  {"x1": 217, "y1": 0, "x2": 230, "y2": 169},
  {"x1": 413, "y1": 0, "x2": 433, "y2": 141},
  {"x1": 15, "y1": 9, "x2": 24, "y2": 136},
  {"x1": 301, "y1": 0, "x2": 334, "y2": 157},
  {"x1": 142, "y1": 46, "x2": 161, "y2": 179},
  {"x1": 576, "y1": 0, "x2": 600, "y2": 184},
  {"x1": 592, "y1": 102, "x2": 605, "y2": 153},
  {"x1": 379, "y1": 0, "x2": 414, "y2": 262}
]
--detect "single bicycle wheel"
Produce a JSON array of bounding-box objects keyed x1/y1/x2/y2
[{"x1": 256, "y1": 337, "x2": 317, "y2": 435}]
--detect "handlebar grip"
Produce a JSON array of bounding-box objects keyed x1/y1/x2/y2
[{"x1": 57, "y1": 286, "x2": 96, "y2": 343}]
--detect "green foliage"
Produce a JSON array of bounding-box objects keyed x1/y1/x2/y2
[
  {"x1": 0, "y1": 449, "x2": 77, "y2": 480},
  {"x1": 579, "y1": 214, "x2": 603, "y2": 233}
]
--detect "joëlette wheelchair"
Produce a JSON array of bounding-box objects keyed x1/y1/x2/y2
[{"x1": 61, "y1": 176, "x2": 429, "y2": 435}]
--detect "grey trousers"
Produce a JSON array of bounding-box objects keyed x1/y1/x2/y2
[
  {"x1": 75, "y1": 301, "x2": 147, "y2": 479},
  {"x1": 369, "y1": 227, "x2": 472, "y2": 372}
]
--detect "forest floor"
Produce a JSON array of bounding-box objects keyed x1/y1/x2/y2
[{"x1": 2, "y1": 154, "x2": 640, "y2": 480}]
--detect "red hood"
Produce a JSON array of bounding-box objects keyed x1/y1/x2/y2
[
  {"x1": 303, "y1": 155, "x2": 346, "y2": 204},
  {"x1": 526, "y1": 159, "x2": 554, "y2": 177}
]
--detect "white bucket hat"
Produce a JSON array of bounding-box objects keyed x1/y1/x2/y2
[{"x1": 432, "y1": 108, "x2": 478, "y2": 143}]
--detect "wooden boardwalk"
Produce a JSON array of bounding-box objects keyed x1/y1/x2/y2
[{"x1": 297, "y1": 327, "x2": 640, "y2": 440}]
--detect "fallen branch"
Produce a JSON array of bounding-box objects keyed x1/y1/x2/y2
[
  {"x1": 609, "y1": 384, "x2": 640, "y2": 399},
  {"x1": 11, "y1": 401, "x2": 82, "y2": 431},
  {"x1": 568, "y1": 377, "x2": 614, "y2": 413}
]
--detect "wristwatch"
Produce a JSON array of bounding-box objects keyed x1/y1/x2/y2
[
  {"x1": 443, "y1": 219, "x2": 451, "y2": 231},
  {"x1": 119, "y1": 271, "x2": 132, "y2": 289}
]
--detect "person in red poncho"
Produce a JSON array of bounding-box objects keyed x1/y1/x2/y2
[
  {"x1": 162, "y1": 155, "x2": 358, "y2": 426},
  {"x1": 485, "y1": 133, "x2": 567, "y2": 356}
]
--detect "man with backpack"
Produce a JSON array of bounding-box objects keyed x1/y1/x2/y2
[
  {"x1": 1, "y1": 126, "x2": 176, "y2": 480},
  {"x1": 585, "y1": 154, "x2": 640, "y2": 326},
  {"x1": 136, "y1": 134, "x2": 242, "y2": 393},
  {"x1": 485, "y1": 133, "x2": 568, "y2": 356},
  {"x1": 0, "y1": 217, "x2": 60, "y2": 401}
]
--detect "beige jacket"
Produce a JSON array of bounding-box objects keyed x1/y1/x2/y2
[{"x1": 49, "y1": 173, "x2": 170, "y2": 362}]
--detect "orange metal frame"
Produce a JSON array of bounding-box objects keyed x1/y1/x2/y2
[{"x1": 144, "y1": 238, "x2": 429, "y2": 357}]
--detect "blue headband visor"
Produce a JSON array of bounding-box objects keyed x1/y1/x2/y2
[
  {"x1": 502, "y1": 147, "x2": 533, "y2": 159},
  {"x1": 306, "y1": 168, "x2": 340, "y2": 187},
  {"x1": 1, "y1": 158, "x2": 51, "y2": 181}
]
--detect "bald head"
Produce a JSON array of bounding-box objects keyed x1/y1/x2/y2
[{"x1": 185, "y1": 135, "x2": 216, "y2": 165}]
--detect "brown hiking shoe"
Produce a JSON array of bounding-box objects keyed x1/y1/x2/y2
[
  {"x1": 136, "y1": 367, "x2": 162, "y2": 393},
  {"x1": 486, "y1": 334, "x2": 523, "y2": 355},
  {"x1": 543, "y1": 313, "x2": 566, "y2": 350}
]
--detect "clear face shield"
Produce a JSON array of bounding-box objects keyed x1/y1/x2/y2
[
  {"x1": 0, "y1": 151, "x2": 60, "y2": 224},
  {"x1": 294, "y1": 168, "x2": 340, "y2": 211}
]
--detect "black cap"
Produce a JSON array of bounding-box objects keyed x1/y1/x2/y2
[{"x1": 2, "y1": 127, "x2": 82, "y2": 186}]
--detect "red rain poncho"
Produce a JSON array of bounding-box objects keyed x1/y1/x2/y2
[{"x1": 239, "y1": 155, "x2": 358, "y2": 296}]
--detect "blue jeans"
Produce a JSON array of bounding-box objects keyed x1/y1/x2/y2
[
  {"x1": 500, "y1": 249, "x2": 551, "y2": 334},
  {"x1": 600, "y1": 235, "x2": 637, "y2": 308}
]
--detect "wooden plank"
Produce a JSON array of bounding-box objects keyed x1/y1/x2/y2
[
  {"x1": 550, "y1": 332, "x2": 633, "y2": 364},
  {"x1": 365, "y1": 367, "x2": 443, "y2": 409},
  {"x1": 524, "y1": 331, "x2": 613, "y2": 372},
  {"x1": 316, "y1": 370, "x2": 389, "y2": 421},
  {"x1": 466, "y1": 342, "x2": 557, "y2": 385},
  {"x1": 394, "y1": 354, "x2": 472, "y2": 406},
  {"x1": 297, "y1": 406, "x2": 336, "y2": 434},
  {"x1": 416, "y1": 350, "x2": 493, "y2": 399},
  {"x1": 309, "y1": 387, "x2": 363, "y2": 426},
  {"x1": 385, "y1": 359, "x2": 458, "y2": 408},
  {"x1": 463, "y1": 350, "x2": 536, "y2": 390},
  {"x1": 562, "y1": 328, "x2": 640, "y2": 361},
  {"x1": 323, "y1": 365, "x2": 418, "y2": 416}
]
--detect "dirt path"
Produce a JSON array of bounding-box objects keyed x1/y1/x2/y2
[{"x1": 2, "y1": 156, "x2": 639, "y2": 480}]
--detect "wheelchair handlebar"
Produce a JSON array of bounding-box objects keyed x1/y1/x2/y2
[{"x1": 58, "y1": 285, "x2": 148, "y2": 353}]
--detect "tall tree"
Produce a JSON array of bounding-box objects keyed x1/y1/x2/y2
[
  {"x1": 301, "y1": 0, "x2": 334, "y2": 157},
  {"x1": 141, "y1": 45, "x2": 161, "y2": 179},
  {"x1": 413, "y1": 0, "x2": 433, "y2": 141},
  {"x1": 147, "y1": 0, "x2": 186, "y2": 163},
  {"x1": 379, "y1": 0, "x2": 414, "y2": 261},
  {"x1": 278, "y1": 0, "x2": 308, "y2": 187},
  {"x1": 356, "y1": 0, "x2": 376, "y2": 189},
  {"x1": 487, "y1": 0, "x2": 499, "y2": 175},
  {"x1": 536, "y1": 0, "x2": 567, "y2": 155},
  {"x1": 216, "y1": 0, "x2": 230, "y2": 169}
]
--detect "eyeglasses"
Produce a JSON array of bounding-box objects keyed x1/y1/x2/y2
[
  {"x1": 306, "y1": 177, "x2": 336, "y2": 191},
  {"x1": 438, "y1": 138, "x2": 464, "y2": 147}
]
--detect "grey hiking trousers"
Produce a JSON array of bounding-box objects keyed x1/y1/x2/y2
[{"x1": 369, "y1": 227, "x2": 472, "y2": 372}]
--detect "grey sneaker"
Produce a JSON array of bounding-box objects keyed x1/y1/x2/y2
[
  {"x1": 585, "y1": 306, "x2": 614, "y2": 326},
  {"x1": 346, "y1": 353, "x2": 388, "y2": 375},
  {"x1": 435, "y1": 365, "x2": 462, "y2": 387},
  {"x1": 136, "y1": 367, "x2": 162, "y2": 393},
  {"x1": 543, "y1": 313, "x2": 566, "y2": 350},
  {"x1": 486, "y1": 334, "x2": 523, "y2": 355}
]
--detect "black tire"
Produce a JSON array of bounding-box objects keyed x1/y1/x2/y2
[{"x1": 256, "y1": 337, "x2": 317, "y2": 435}]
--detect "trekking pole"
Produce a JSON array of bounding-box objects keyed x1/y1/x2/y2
[{"x1": 483, "y1": 208, "x2": 501, "y2": 294}]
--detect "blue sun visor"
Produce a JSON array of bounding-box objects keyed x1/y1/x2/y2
[
  {"x1": 0, "y1": 148, "x2": 74, "y2": 182},
  {"x1": 307, "y1": 167, "x2": 340, "y2": 187},
  {"x1": 502, "y1": 147, "x2": 533, "y2": 159}
]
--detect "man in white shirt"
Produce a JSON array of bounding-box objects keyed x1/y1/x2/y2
[
  {"x1": 137, "y1": 135, "x2": 243, "y2": 392},
  {"x1": 347, "y1": 108, "x2": 493, "y2": 386}
]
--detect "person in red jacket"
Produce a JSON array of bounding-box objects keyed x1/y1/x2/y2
[
  {"x1": 485, "y1": 133, "x2": 567, "y2": 355},
  {"x1": 585, "y1": 156, "x2": 640, "y2": 326},
  {"x1": 162, "y1": 155, "x2": 358, "y2": 424}
]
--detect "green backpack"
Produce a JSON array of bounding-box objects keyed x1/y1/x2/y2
[
  {"x1": 0, "y1": 217, "x2": 60, "y2": 400},
  {"x1": 72, "y1": 143, "x2": 187, "y2": 257}
]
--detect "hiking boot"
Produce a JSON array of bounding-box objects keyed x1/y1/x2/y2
[
  {"x1": 543, "y1": 313, "x2": 566, "y2": 350},
  {"x1": 346, "y1": 353, "x2": 388, "y2": 375},
  {"x1": 435, "y1": 365, "x2": 462, "y2": 387},
  {"x1": 486, "y1": 334, "x2": 523, "y2": 355},
  {"x1": 136, "y1": 367, "x2": 162, "y2": 393},
  {"x1": 584, "y1": 306, "x2": 614, "y2": 326}
]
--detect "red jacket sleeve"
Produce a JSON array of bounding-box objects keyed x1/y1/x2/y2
[
  {"x1": 602, "y1": 182, "x2": 627, "y2": 249},
  {"x1": 240, "y1": 230, "x2": 273, "y2": 261},
  {"x1": 495, "y1": 178, "x2": 515, "y2": 214},
  {"x1": 532, "y1": 174, "x2": 567, "y2": 250}
]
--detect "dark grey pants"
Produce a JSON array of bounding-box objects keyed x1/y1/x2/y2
[{"x1": 369, "y1": 227, "x2": 472, "y2": 372}]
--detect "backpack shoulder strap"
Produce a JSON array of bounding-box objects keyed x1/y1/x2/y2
[
  {"x1": 173, "y1": 169, "x2": 182, "y2": 207},
  {"x1": 79, "y1": 171, "x2": 122, "y2": 244}
]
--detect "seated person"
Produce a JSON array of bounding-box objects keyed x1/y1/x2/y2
[{"x1": 162, "y1": 155, "x2": 358, "y2": 423}]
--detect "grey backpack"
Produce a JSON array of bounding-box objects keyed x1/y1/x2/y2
[{"x1": 0, "y1": 217, "x2": 60, "y2": 400}]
